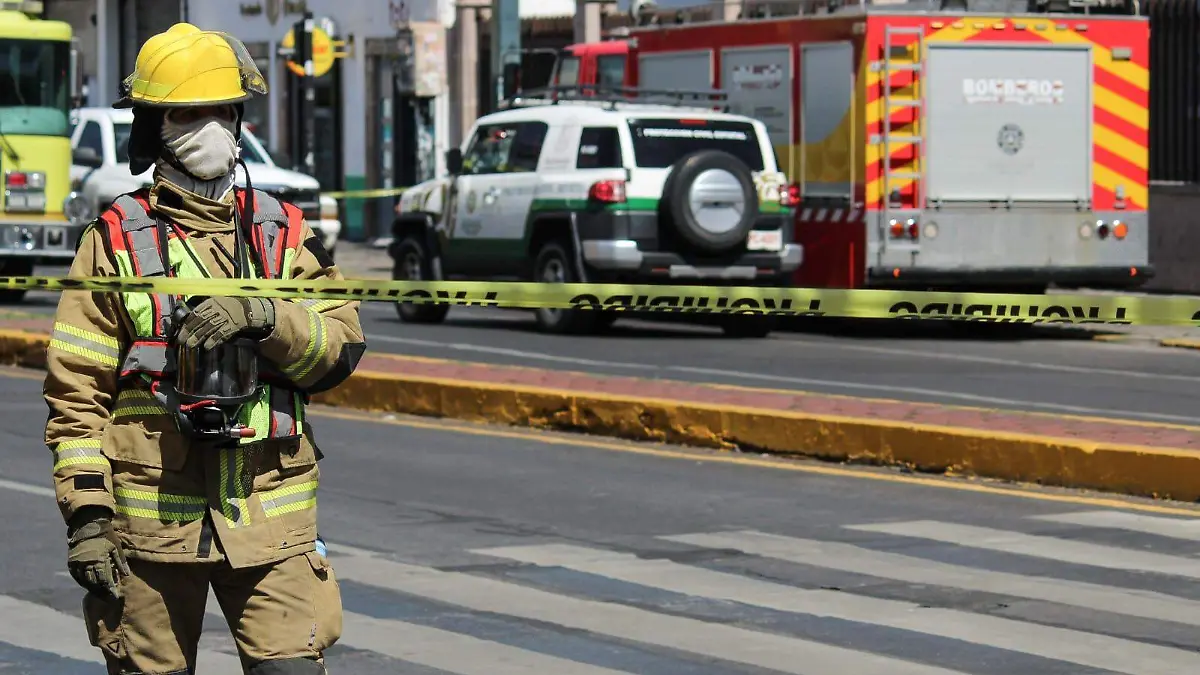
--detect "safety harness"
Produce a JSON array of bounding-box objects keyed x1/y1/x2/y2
[{"x1": 101, "y1": 187, "x2": 309, "y2": 445}]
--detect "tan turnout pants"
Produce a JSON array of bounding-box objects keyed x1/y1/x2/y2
[{"x1": 82, "y1": 550, "x2": 343, "y2": 675}]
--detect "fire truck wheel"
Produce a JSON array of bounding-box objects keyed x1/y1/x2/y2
[{"x1": 662, "y1": 150, "x2": 758, "y2": 254}]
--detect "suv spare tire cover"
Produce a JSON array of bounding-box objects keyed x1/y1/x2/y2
[{"x1": 662, "y1": 149, "x2": 759, "y2": 253}]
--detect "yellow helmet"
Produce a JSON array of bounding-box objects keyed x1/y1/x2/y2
[{"x1": 114, "y1": 23, "x2": 267, "y2": 108}]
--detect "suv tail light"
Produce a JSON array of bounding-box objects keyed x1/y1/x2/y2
[
  {"x1": 780, "y1": 183, "x2": 801, "y2": 207},
  {"x1": 588, "y1": 179, "x2": 626, "y2": 203}
]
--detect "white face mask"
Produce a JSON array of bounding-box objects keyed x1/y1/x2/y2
[{"x1": 160, "y1": 113, "x2": 239, "y2": 180}]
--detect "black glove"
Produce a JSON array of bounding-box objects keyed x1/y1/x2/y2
[
  {"x1": 176, "y1": 296, "x2": 276, "y2": 351},
  {"x1": 66, "y1": 507, "x2": 130, "y2": 599}
]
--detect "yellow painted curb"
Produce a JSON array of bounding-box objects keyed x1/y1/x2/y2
[
  {"x1": 1161, "y1": 338, "x2": 1200, "y2": 351},
  {"x1": 4, "y1": 329, "x2": 1199, "y2": 502}
]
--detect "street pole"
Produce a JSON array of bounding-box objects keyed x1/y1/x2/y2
[{"x1": 301, "y1": 11, "x2": 316, "y2": 179}]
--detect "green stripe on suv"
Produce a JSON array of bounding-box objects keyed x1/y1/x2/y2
[{"x1": 530, "y1": 197, "x2": 789, "y2": 215}]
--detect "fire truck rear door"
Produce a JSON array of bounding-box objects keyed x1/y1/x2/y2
[{"x1": 924, "y1": 43, "x2": 1091, "y2": 205}]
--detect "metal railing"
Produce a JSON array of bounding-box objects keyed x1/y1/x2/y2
[{"x1": 498, "y1": 83, "x2": 731, "y2": 112}]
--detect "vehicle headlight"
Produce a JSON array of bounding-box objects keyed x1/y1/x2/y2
[
  {"x1": 320, "y1": 195, "x2": 338, "y2": 220},
  {"x1": 63, "y1": 191, "x2": 93, "y2": 226}
]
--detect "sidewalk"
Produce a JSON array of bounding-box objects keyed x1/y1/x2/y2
[{"x1": 4, "y1": 314, "x2": 1200, "y2": 503}]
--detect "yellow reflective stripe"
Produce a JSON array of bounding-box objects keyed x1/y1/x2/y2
[
  {"x1": 260, "y1": 479, "x2": 318, "y2": 518},
  {"x1": 49, "y1": 322, "x2": 121, "y2": 367},
  {"x1": 114, "y1": 487, "x2": 207, "y2": 521},
  {"x1": 297, "y1": 298, "x2": 345, "y2": 313},
  {"x1": 112, "y1": 406, "x2": 169, "y2": 419},
  {"x1": 52, "y1": 438, "x2": 107, "y2": 471},
  {"x1": 283, "y1": 308, "x2": 327, "y2": 381},
  {"x1": 112, "y1": 389, "x2": 168, "y2": 418},
  {"x1": 219, "y1": 448, "x2": 251, "y2": 528},
  {"x1": 113, "y1": 250, "x2": 155, "y2": 336},
  {"x1": 239, "y1": 387, "x2": 271, "y2": 445}
]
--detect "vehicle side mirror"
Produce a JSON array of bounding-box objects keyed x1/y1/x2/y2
[
  {"x1": 73, "y1": 146, "x2": 102, "y2": 168},
  {"x1": 445, "y1": 148, "x2": 463, "y2": 174}
]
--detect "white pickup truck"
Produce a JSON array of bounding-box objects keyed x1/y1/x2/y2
[{"x1": 68, "y1": 107, "x2": 341, "y2": 257}]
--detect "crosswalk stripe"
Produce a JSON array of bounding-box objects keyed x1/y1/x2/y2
[
  {"x1": 660, "y1": 530, "x2": 1200, "y2": 627},
  {"x1": 328, "y1": 551, "x2": 973, "y2": 675},
  {"x1": 0, "y1": 596, "x2": 103, "y2": 664},
  {"x1": 203, "y1": 591, "x2": 636, "y2": 675},
  {"x1": 846, "y1": 520, "x2": 1200, "y2": 579},
  {"x1": 0, "y1": 595, "x2": 245, "y2": 672},
  {"x1": 474, "y1": 542, "x2": 1200, "y2": 675},
  {"x1": 1031, "y1": 510, "x2": 1200, "y2": 542}
]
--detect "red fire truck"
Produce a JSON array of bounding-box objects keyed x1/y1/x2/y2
[{"x1": 547, "y1": 1, "x2": 1149, "y2": 292}]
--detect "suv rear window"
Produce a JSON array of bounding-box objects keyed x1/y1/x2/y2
[
  {"x1": 626, "y1": 118, "x2": 764, "y2": 171},
  {"x1": 576, "y1": 127, "x2": 622, "y2": 169}
]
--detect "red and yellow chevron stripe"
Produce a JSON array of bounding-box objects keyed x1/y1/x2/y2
[{"x1": 863, "y1": 15, "x2": 1149, "y2": 211}]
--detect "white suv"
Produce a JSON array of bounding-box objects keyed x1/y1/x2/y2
[
  {"x1": 68, "y1": 107, "x2": 341, "y2": 257},
  {"x1": 389, "y1": 93, "x2": 800, "y2": 337}
]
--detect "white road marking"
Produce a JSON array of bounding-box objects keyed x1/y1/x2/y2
[
  {"x1": 329, "y1": 551, "x2": 972, "y2": 675},
  {"x1": 0, "y1": 595, "x2": 245, "y2": 672},
  {"x1": 662, "y1": 530, "x2": 1200, "y2": 627},
  {"x1": 1030, "y1": 510, "x2": 1200, "y2": 542},
  {"x1": 474, "y1": 542, "x2": 1200, "y2": 675},
  {"x1": 202, "y1": 592, "x2": 636, "y2": 675},
  {"x1": 784, "y1": 338, "x2": 1200, "y2": 384},
  {"x1": 670, "y1": 365, "x2": 1200, "y2": 424},
  {"x1": 847, "y1": 520, "x2": 1200, "y2": 579},
  {"x1": 0, "y1": 477, "x2": 54, "y2": 498}
]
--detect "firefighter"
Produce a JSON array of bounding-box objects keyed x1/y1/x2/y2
[{"x1": 42, "y1": 23, "x2": 366, "y2": 675}]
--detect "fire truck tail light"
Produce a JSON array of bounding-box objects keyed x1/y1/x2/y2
[
  {"x1": 923, "y1": 222, "x2": 938, "y2": 239},
  {"x1": 889, "y1": 218, "x2": 918, "y2": 240},
  {"x1": 588, "y1": 179, "x2": 626, "y2": 203},
  {"x1": 1096, "y1": 221, "x2": 1110, "y2": 240},
  {"x1": 6, "y1": 172, "x2": 26, "y2": 187},
  {"x1": 1113, "y1": 221, "x2": 1128, "y2": 240}
]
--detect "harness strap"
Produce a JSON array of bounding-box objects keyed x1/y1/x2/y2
[
  {"x1": 250, "y1": 188, "x2": 286, "y2": 279},
  {"x1": 112, "y1": 194, "x2": 176, "y2": 338}
]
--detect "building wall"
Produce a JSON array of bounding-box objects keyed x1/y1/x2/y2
[
  {"x1": 185, "y1": 0, "x2": 453, "y2": 240},
  {"x1": 45, "y1": 0, "x2": 185, "y2": 109}
]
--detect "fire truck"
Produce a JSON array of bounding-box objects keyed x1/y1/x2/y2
[
  {"x1": 0, "y1": 0, "x2": 87, "y2": 302},
  {"x1": 546, "y1": 0, "x2": 1149, "y2": 293}
]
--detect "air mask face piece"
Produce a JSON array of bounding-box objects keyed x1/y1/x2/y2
[{"x1": 161, "y1": 106, "x2": 239, "y2": 180}]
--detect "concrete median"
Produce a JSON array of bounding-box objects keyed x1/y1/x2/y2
[{"x1": 4, "y1": 327, "x2": 1200, "y2": 502}]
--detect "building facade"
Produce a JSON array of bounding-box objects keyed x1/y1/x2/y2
[
  {"x1": 185, "y1": 0, "x2": 456, "y2": 241},
  {"x1": 44, "y1": 0, "x2": 631, "y2": 242}
]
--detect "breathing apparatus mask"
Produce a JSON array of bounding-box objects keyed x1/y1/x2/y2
[{"x1": 167, "y1": 297, "x2": 261, "y2": 444}]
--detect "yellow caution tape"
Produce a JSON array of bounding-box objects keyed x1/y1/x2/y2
[
  {"x1": 6, "y1": 275, "x2": 1200, "y2": 326},
  {"x1": 320, "y1": 187, "x2": 408, "y2": 200}
]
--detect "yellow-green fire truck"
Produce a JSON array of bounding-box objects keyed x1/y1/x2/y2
[{"x1": 0, "y1": 0, "x2": 88, "y2": 302}]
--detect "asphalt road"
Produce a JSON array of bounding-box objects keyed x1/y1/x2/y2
[
  {"x1": 15, "y1": 255, "x2": 1200, "y2": 426},
  {"x1": 3, "y1": 369, "x2": 1200, "y2": 674}
]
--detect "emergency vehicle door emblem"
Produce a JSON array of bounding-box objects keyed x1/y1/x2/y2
[{"x1": 997, "y1": 124, "x2": 1024, "y2": 156}]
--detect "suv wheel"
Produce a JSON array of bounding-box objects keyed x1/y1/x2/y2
[
  {"x1": 392, "y1": 233, "x2": 449, "y2": 324},
  {"x1": 663, "y1": 150, "x2": 759, "y2": 254},
  {"x1": 532, "y1": 241, "x2": 596, "y2": 335}
]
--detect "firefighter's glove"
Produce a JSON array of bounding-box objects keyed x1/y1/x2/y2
[
  {"x1": 66, "y1": 513, "x2": 130, "y2": 599},
  {"x1": 177, "y1": 296, "x2": 276, "y2": 351}
]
